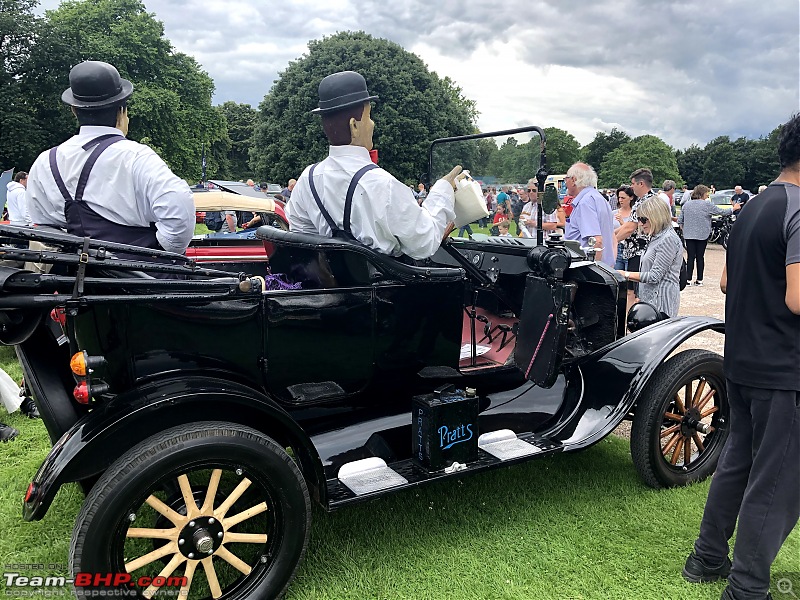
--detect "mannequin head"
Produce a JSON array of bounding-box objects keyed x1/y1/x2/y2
[{"x1": 321, "y1": 102, "x2": 374, "y2": 149}]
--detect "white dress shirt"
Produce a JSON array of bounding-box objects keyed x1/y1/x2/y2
[
  {"x1": 5, "y1": 181, "x2": 31, "y2": 226},
  {"x1": 26, "y1": 126, "x2": 195, "y2": 254},
  {"x1": 287, "y1": 145, "x2": 455, "y2": 260}
]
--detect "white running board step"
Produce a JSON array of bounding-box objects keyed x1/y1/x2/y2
[
  {"x1": 338, "y1": 457, "x2": 408, "y2": 496},
  {"x1": 478, "y1": 429, "x2": 542, "y2": 461}
]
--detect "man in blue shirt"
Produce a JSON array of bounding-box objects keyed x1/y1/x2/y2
[{"x1": 564, "y1": 162, "x2": 616, "y2": 267}]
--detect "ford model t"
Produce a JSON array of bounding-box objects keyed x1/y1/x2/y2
[{"x1": 0, "y1": 127, "x2": 726, "y2": 599}]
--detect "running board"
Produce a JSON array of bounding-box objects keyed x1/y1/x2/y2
[{"x1": 327, "y1": 431, "x2": 562, "y2": 510}]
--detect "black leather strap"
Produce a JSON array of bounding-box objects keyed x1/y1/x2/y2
[
  {"x1": 49, "y1": 148, "x2": 72, "y2": 203},
  {"x1": 308, "y1": 163, "x2": 339, "y2": 234},
  {"x1": 343, "y1": 163, "x2": 378, "y2": 236},
  {"x1": 49, "y1": 134, "x2": 125, "y2": 203},
  {"x1": 75, "y1": 135, "x2": 125, "y2": 202},
  {"x1": 308, "y1": 162, "x2": 378, "y2": 240}
]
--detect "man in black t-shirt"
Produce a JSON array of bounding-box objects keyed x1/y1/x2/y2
[
  {"x1": 729, "y1": 185, "x2": 749, "y2": 213},
  {"x1": 683, "y1": 114, "x2": 800, "y2": 600}
]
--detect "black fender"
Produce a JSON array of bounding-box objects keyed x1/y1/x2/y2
[
  {"x1": 23, "y1": 376, "x2": 325, "y2": 521},
  {"x1": 542, "y1": 316, "x2": 724, "y2": 449}
]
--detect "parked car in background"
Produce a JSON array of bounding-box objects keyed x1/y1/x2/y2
[
  {"x1": 188, "y1": 188, "x2": 288, "y2": 275},
  {"x1": 711, "y1": 188, "x2": 752, "y2": 209}
]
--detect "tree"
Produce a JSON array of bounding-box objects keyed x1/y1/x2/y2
[
  {"x1": 0, "y1": 0, "x2": 47, "y2": 170},
  {"x1": 582, "y1": 128, "x2": 631, "y2": 178},
  {"x1": 598, "y1": 135, "x2": 683, "y2": 188},
  {"x1": 22, "y1": 0, "x2": 227, "y2": 180},
  {"x1": 542, "y1": 127, "x2": 581, "y2": 174},
  {"x1": 217, "y1": 101, "x2": 256, "y2": 180},
  {"x1": 746, "y1": 126, "x2": 781, "y2": 189},
  {"x1": 676, "y1": 145, "x2": 706, "y2": 188},
  {"x1": 702, "y1": 136, "x2": 745, "y2": 189},
  {"x1": 250, "y1": 31, "x2": 478, "y2": 185}
]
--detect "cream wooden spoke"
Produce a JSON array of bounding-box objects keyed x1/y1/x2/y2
[
  {"x1": 201, "y1": 469, "x2": 223, "y2": 513},
  {"x1": 216, "y1": 546, "x2": 252, "y2": 575},
  {"x1": 126, "y1": 527, "x2": 178, "y2": 540},
  {"x1": 179, "y1": 560, "x2": 197, "y2": 599},
  {"x1": 660, "y1": 423, "x2": 681, "y2": 438},
  {"x1": 145, "y1": 495, "x2": 186, "y2": 527},
  {"x1": 214, "y1": 478, "x2": 252, "y2": 519},
  {"x1": 142, "y1": 553, "x2": 186, "y2": 599},
  {"x1": 125, "y1": 542, "x2": 177, "y2": 573},
  {"x1": 223, "y1": 502, "x2": 268, "y2": 529},
  {"x1": 696, "y1": 389, "x2": 716, "y2": 412},
  {"x1": 224, "y1": 532, "x2": 268, "y2": 544},
  {"x1": 201, "y1": 557, "x2": 222, "y2": 599},
  {"x1": 178, "y1": 474, "x2": 199, "y2": 519},
  {"x1": 701, "y1": 405, "x2": 719, "y2": 418},
  {"x1": 692, "y1": 432, "x2": 705, "y2": 453},
  {"x1": 692, "y1": 379, "x2": 707, "y2": 407}
]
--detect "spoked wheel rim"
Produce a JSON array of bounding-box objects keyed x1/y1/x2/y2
[
  {"x1": 112, "y1": 463, "x2": 279, "y2": 599},
  {"x1": 659, "y1": 374, "x2": 727, "y2": 473}
]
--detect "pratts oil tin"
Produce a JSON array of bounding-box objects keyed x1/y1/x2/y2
[{"x1": 412, "y1": 384, "x2": 479, "y2": 471}]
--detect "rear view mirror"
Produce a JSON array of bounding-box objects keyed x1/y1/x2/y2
[{"x1": 542, "y1": 186, "x2": 559, "y2": 215}]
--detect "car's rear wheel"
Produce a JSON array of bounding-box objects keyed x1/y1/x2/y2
[
  {"x1": 630, "y1": 349, "x2": 729, "y2": 488},
  {"x1": 71, "y1": 421, "x2": 311, "y2": 599}
]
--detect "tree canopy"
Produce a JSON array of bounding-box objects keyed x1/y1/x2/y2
[
  {"x1": 542, "y1": 127, "x2": 581, "y2": 174},
  {"x1": 250, "y1": 31, "x2": 478, "y2": 185},
  {"x1": 2, "y1": 0, "x2": 226, "y2": 180},
  {"x1": 0, "y1": 0, "x2": 48, "y2": 170},
  {"x1": 598, "y1": 135, "x2": 683, "y2": 188},
  {"x1": 215, "y1": 101, "x2": 257, "y2": 180},
  {"x1": 582, "y1": 128, "x2": 631, "y2": 178}
]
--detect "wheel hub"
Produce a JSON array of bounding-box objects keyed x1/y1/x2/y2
[
  {"x1": 681, "y1": 406, "x2": 710, "y2": 437},
  {"x1": 178, "y1": 516, "x2": 225, "y2": 559}
]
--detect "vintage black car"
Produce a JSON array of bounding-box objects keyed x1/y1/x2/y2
[{"x1": 0, "y1": 127, "x2": 727, "y2": 599}]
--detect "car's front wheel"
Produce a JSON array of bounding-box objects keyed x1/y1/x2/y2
[
  {"x1": 630, "y1": 349, "x2": 729, "y2": 488},
  {"x1": 70, "y1": 421, "x2": 311, "y2": 599}
]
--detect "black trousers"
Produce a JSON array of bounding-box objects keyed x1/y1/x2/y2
[
  {"x1": 685, "y1": 238, "x2": 708, "y2": 281},
  {"x1": 693, "y1": 381, "x2": 800, "y2": 599}
]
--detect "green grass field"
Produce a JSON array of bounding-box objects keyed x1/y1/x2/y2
[{"x1": 0, "y1": 341, "x2": 796, "y2": 598}]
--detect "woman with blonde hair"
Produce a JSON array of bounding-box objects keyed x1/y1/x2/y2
[{"x1": 618, "y1": 196, "x2": 684, "y2": 318}]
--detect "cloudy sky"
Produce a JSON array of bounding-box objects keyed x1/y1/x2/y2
[{"x1": 39, "y1": 0, "x2": 799, "y2": 149}]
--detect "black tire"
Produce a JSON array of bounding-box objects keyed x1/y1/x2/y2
[
  {"x1": 70, "y1": 421, "x2": 311, "y2": 599},
  {"x1": 630, "y1": 349, "x2": 729, "y2": 489},
  {"x1": 721, "y1": 231, "x2": 728, "y2": 250}
]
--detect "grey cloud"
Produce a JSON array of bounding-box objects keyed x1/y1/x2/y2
[{"x1": 35, "y1": 0, "x2": 799, "y2": 149}]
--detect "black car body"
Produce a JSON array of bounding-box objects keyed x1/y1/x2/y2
[{"x1": 0, "y1": 127, "x2": 728, "y2": 599}]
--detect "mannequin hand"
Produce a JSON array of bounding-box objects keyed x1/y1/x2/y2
[
  {"x1": 442, "y1": 222, "x2": 455, "y2": 242},
  {"x1": 443, "y1": 165, "x2": 463, "y2": 191}
]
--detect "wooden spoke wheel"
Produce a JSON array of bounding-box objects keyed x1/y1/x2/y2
[
  {"x1": 631, "y1": 349, "x2": 729, "y2": 488},
  {"x1": 71, "y1": 422, "x2": 311, "y2": 599}
]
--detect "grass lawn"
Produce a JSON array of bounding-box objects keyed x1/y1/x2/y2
[{"x1": 0, "y1": 351, "x2": 797, "y2": 598}]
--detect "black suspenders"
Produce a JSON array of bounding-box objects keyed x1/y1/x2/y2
[
  {"x1": 308, "y1": 162, "x2": 378, "y2": 241},
  {"x1": 48, "y1": 134, "x2": 126, "y2": 203}
]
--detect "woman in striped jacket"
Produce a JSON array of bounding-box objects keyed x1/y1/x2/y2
[{"x1": 618, "y1": 197, "x2": 684, "y2": 318}]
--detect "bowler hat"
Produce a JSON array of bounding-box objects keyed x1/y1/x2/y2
[
  {"x1": 61, "y1": 61, "x2": 134, "y2": 110},
  {"x1": 311, "y1": 71, "x2": 378, "y2": 115}
]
